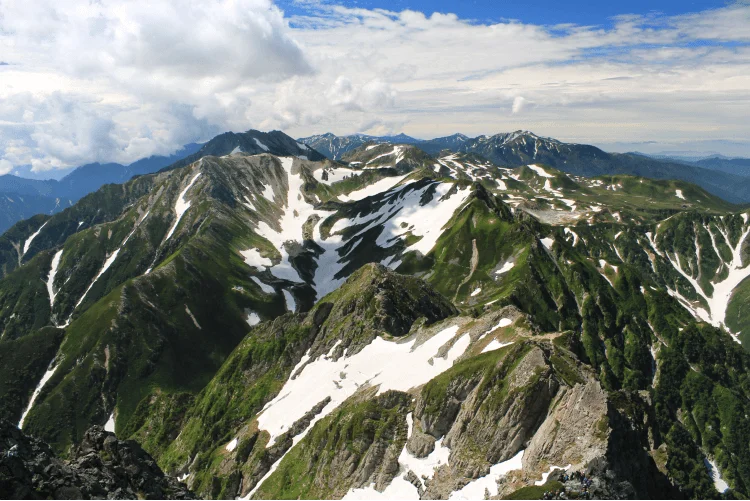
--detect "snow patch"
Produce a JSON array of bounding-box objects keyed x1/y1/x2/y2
[
  {"x1": 367, "y1": 146, "x2": 401, "y2": 165},
  {"x1": 240, "y1": 248, "x2": 272, "y2": 270},
  {"x1": 343, "y1": 478, "x2": 419, "y2": 500},
  {"x1": 283, "y1": 290, "x2": 296, "y2": 312},
  {"x1": 164, "y1": 172, "x2": 202, "y2": 243},
  {"x1": 105, "y1": 413, "x2": 115, "y2": 433},
  {"x1": 185, "y1": 305, "x2": 201, "y2": 330},
  {"x1": 540, "y1": 237, "x2": 554, "y2": 250},
  {"x1": 46, "y1": 249, "x2": 63, "y2": 310},
  {"x1": 226, "y1": 438, "x2": 239, "y2": 452},
  {"x1": 23, "y1": 221, "x2": 48, "y2": 256},
  {"x1": 675, "y1": 189, "x2": 685, "y2": 200},
  {"x1": 345, "y1": 174, "x2": 409, "y2": 201},
  {"x1": 470, "y1": 287, "x2": 482, "y2": 297},
  {"x1": 495, "y1": 261, "x2": 515, "y2": 275},
  {"x1": 448, "y1": 449, "x2": 525, "y2": 500},
  {"x1": 398, "y1": 413, "x2": 451, "y2": 485},
  {"x1": 660, "y1": 223, "x2": 750, "y2": 334},
  {"x1": 704, "y1": 457, "x2": 729, "y2": 493},
  {"x1": 535, "y1": 464, "x2": 572, "y2": 486},
  {"x1": 254, "y1": 138, "x2": 270, "y2": 151},
  {"x1": 245, "y1": 311, "x2": 261, "y2": 327},
  {"x1": 314, "y1": 167, "x2": 356, "y2": 185},
  {"x1": 69, "y1": 211, "x2": 151, "y2": 320},
  {"x1": 528, "y1": 164, "x2": 554, "y2": 178},
  {"x1": 373, "y1": 183, "x2": 470, "y2": 256},
  {"x1": 254, "y1": 158, "x2": 325, "y2": 285},
  {"x1": 18, "y1": 361, "x2": 60, "y2": 429},
  {"x1": 564, "y1": 227, "x2": 579, "y2": 247},
  {"x1": 345, "y1": 412, "x2": 452, "y2": 500},
  {"x1": 486, "y1": 318, "x2": 512, "y2": 334},
  {"x1": 256, "y1": 324, "x2": 468, "y2": 445},
  {"x1": 482, "y1": 340, "x2": 514, "y2": 353},
  {"x1": 261, "y1": 183, "x2": 275, "y2": 202}
]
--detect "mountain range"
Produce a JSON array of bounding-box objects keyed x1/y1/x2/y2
[
  {"x1": 300, "y1": 131, "x2": 750, "y2": 205},
  {"x1": 0, "y1": 129, "x2": 749, "y2": 499},
  {"x1": 0, "y1": 144, "x2": 202, "y2": 234},
  {"x1": 0, "y1": 130, "x2": 328, "y2": 236}
]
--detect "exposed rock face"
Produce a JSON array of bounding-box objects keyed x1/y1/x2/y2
[
  {"x1": 523, "y1": 379, "x2": 609, "y2": 473},
  {"x1": 411, "y1": 344, "x2": 561, "y2": 498},
  {"x1": 0, "y1": 421, "x2": 193, "y2": 500}
]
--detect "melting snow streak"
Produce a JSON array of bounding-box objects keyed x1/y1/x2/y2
[{"x1": 164, "y1": 172, "x2": 202, "y2": 243}]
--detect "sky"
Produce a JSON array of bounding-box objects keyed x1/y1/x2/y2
[{"x1": 1, "y1": 0, "x2": 749, "y2": 176}]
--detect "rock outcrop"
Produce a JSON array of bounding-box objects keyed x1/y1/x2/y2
[{"x1": 0, "y1": 421, "x2": 193, "y2": 499}]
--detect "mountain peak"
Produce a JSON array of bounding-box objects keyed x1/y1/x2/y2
[
  {"x1": 308, "y1": 263, "x2": 458, "y2": 356},
  {"x1": 163, "y1": 129, "x2": 326, "y2": 172}
]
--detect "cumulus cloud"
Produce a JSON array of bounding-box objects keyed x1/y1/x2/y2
[
  {"x1": 1, "y1": 0, "x2": 750, "y2": 171},
  {"x1": 0, "y1": 0, "x2": 310, "y2": 171},
  {"x1": 511, "y1": 97, "x2": 532, "y2": 115},
  {"x1": 0, "y1": 159, "x2": 12, "y2": 175}
]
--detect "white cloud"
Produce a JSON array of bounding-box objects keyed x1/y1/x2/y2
[
  {"x1": 0, "y1": 0, "x2": 310, "y2": 171},
  {"x1": 0, "y1": 159, "x2": 12, "y2": 175},
  {"x1": 1, "y1": 1, "x2": 750, "y2": 171},
  {"x1": 511, "y1": 97, "x2": 532, "y2": 115}
]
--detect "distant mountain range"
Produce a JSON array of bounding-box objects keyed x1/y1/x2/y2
[
  {"x1": 299, "y1": 131, "x2": 750, "y2": 204},
  {"x1": 676, "y1": 156, "x2": 750, "y2": 178},
  {"x1": 3, "y1": 128, "x2": 750, "y2": 236},
  {"x1": 0, "y1": 144, "x2": 202, "y2": 233}
]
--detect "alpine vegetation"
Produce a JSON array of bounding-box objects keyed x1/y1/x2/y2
[{"x1": 0, "y1": 127, "x2": 749, "y2": 501}]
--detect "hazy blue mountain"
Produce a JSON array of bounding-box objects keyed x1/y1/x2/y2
[{"x1": 0, "y1": 143, "x2": 202, "y2": 233}]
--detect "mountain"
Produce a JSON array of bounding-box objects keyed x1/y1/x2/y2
[
  {"x1": 56, "y1": 143, "x2": 203, "y2": 200},
  {"x1": 693, "y1": 157, "x2": 750, "y2": 177},
  {"x1": 0, "y1": 143, "x2": 202, "y2": 234},
  {"x1": 165, "y1": 130, "x2": 326, "y2": 171},
  {"x1": 416, "y1": 133, "x2": 472, "y2": 154},
  {"x1": 302, "y1": 131, "x2": 750, "y2": 204},
  {"x1": 0, "y1": 143, "x2": 749, "y2": 499},
  {"x1": 339, "y1": 142, "x2": 433, "y2": 172},
  {"x1": 297, "y1": 132, "x2": 423, "y2": 160},
  {"x1": 0, "y1": 129, "x2": 326, "y2": 235},
  {"x1": 0, "y1": 193, "x2": 61, "y2": 234}
]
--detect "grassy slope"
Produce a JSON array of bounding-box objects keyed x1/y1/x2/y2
[{"x1": 22, "y1": 193, "x2": 288, "y2": 452}]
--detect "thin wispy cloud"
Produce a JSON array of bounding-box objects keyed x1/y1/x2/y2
[{"x1": 0, "y1": 0, "x2": 749, "y2": 171}]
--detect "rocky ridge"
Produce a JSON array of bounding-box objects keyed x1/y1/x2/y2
[{"x1": 0, "y1": 420, "x2": 193, "y2": 499}]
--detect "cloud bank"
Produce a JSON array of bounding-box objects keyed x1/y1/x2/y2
[{"x1": 1, "y1": 0, "x2": 749, "y2": 171}]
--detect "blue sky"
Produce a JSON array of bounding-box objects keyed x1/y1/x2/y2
[
  {"x1": 1, "y1": 0, "x2": 750, "y2": 176},
  {"x1": 280, "y1": 0, "x2": 728, "y2": 27}
]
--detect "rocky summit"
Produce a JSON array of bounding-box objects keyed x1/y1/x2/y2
[{"x1": 0, "y1": 129, "x2": 749, "y2": 500}]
